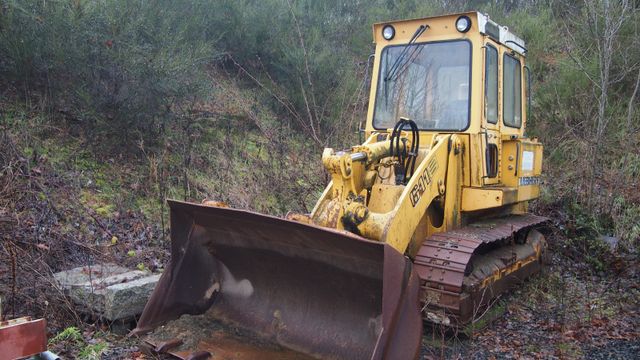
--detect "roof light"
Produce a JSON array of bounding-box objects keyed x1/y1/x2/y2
[
  {"x1": 382, "y1": 25, "x2": 395, "y2": 40},
  {"x1": 456, "y1": 16, "x2": 471, "y2": 33}
]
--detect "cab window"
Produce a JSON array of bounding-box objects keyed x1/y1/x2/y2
[
  {"x1": 503, "y1": 54, "x2": 522, "y2": 128},
  {"x1": 486, "y1": 143, "x2": 498, "y2": 178},
  {"x1": 374, "y1": 40, "x2": 471, "y2": 131},
  {"x1": 485, "y1": 45, "x2": 498, "y2": 124},
  {"x1": 524, "y1": 66, "x2": 531, "y2": 121}
]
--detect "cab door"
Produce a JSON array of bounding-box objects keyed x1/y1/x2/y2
[{"x1": 482, "y1": 42, "x2": 501, "y2": 185}]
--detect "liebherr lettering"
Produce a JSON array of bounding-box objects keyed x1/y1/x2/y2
[{"x1": 410, "y1": 159, "x2": 438, "y2": 207}]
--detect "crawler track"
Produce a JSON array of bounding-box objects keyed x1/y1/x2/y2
[{"x1": 415, "y1": 214, "x2": 548, "y2": 326}]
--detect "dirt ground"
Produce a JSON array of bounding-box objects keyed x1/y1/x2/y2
[
  {"x1": 69, "y1": 245, "x2": 640, "y2": 360},
  {"x1": 420, "y1": 252, "x2": 640, "y2": 359},
  {"x1": 1, "y1": 130, "x2": 638, "y2": 359}
]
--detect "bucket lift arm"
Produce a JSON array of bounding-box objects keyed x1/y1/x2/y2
[{"x1": 312, "y1": 133, "x2": 463, "y2": 255}]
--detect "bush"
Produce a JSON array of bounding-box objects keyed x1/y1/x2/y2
[{"x1": 0, "y1": 0, "x2": 222, "y2": 149}]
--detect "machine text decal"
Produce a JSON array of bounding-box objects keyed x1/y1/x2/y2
[
  {"x1": 410, "y1": 159, "x2": 438, "y2": 207},
  {"x1": 519, "y1": 176, "x2": 541, "y2": 186}
]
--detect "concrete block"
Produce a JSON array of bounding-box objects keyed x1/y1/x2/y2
[{"x1": 53, "y1": 263, "x2": 160, "y2": 321}]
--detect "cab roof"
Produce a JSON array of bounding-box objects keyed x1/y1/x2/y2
[{"x1": 373, "y1": 11, "x2": 526, "y2": 56}]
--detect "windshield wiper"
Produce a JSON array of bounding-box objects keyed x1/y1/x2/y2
[{"x1": 384, "y1": 24, "x2": 429, "y2": 82}]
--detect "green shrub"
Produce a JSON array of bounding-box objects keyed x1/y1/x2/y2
[
  {"x1": 612, "y1": 197, "x2": 640, "y2": 249},
  {"x1": 49, "y1": 326, "x2": 82, "y2": 346},
  {"x1": 0, "y1": 0, "x2": 221, "y2": 148},
  {"x1": 564, "y1": 202, "x2": 615, "y2": 272},
  {"x1": 78, "y1": 342, "x2": 107, "y2": 360},
  {"x1": 48, "y1": 326, "x2": 107, "y2": 360}
]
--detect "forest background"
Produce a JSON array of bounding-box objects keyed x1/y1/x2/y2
[{"x1": 0, "y1": 0, "x2": 638, "y2": 358}]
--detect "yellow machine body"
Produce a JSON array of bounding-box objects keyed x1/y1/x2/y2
[{"x1": 311, "y1": 11, "x2": 543, "y2": 255}]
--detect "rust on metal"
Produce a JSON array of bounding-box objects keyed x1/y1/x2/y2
[
  {"x1": 0, "y1": 317, "x2": 47, "y2": 359},
  {"x1": 415, "y1": 214, "x2": 548, "y2": 325},
  {"x1": 134, "y1": 200, "x2": 422, "y2": 359},
  {"x1": 146, "y1": 328, "x2": 316, "y2": 360},
  {"x1": 185, "y1": 351, "x2": 212, "y2": 360},
  {"x1": 155, "y1": 338, "x2": 183, "y2": 353}
]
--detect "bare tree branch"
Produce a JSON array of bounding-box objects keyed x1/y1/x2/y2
[
  {"x1": 627, "y1": 66, "x2": 640, "y2": 130},
  {"x1": 286, "y1": 0, "x2": 323, "y2": 142}
]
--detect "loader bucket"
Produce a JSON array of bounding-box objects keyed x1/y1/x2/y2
[{"x1": 134, "y1": 200, "x2": 421, "y2": 360}]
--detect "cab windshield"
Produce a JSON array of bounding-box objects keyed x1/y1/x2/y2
[{"x1": 373, "y1": 40, "x2": 471, "y2": 131}]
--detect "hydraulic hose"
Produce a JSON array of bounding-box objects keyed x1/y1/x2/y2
[{"x1": 389, "y1": 118, "x2": 419, "y2": 185}]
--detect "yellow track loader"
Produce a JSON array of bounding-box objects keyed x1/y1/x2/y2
[{"x1": 134, "y1": 11, "x2": 547, "y2": 360}]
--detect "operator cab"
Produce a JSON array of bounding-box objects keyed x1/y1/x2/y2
[
  {"x1": 367, "y1": 12, "x2": 528, "y2": 136},
  {"x1": 365, "y1": 12, "x2": 539, "y2": 192}
]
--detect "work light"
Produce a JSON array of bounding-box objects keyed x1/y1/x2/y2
[
  {"x1": 382, "y1": 25, "x2": 395, "y2": 40},
  {"x1": 456, "y1": 16, "x2": 471, "y2": 33}
]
